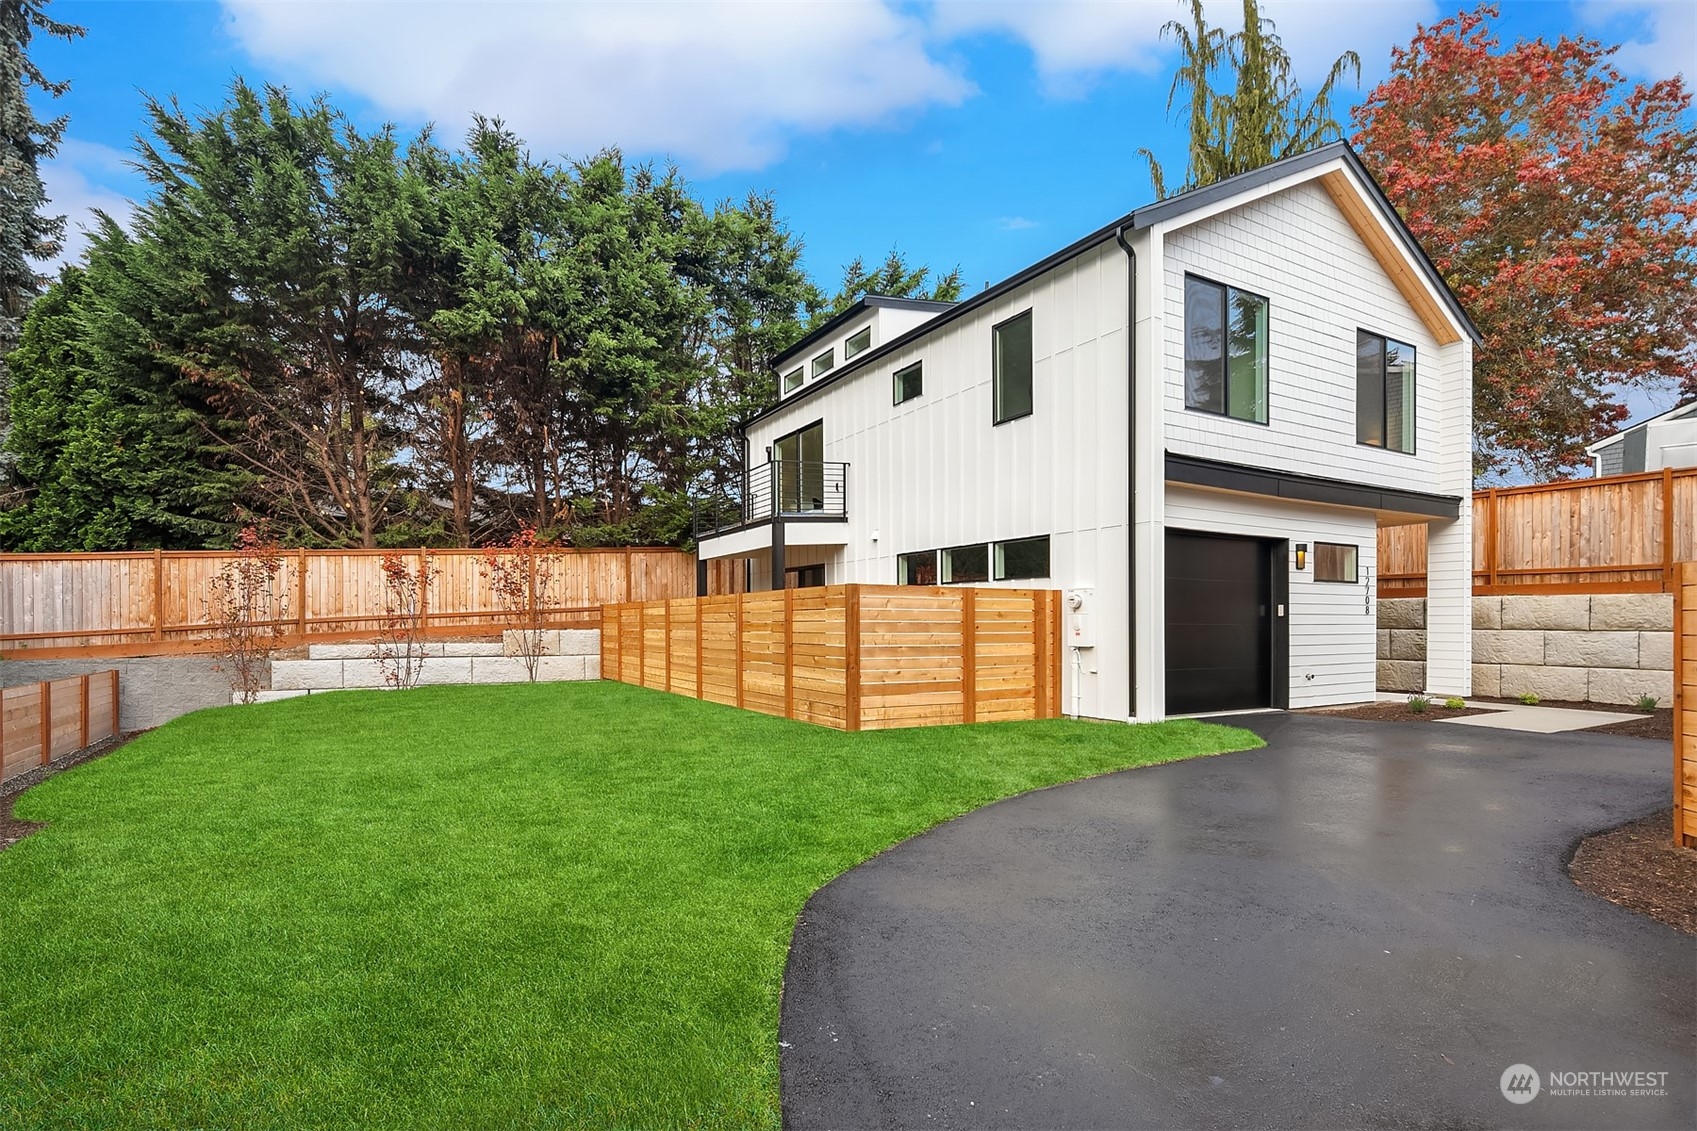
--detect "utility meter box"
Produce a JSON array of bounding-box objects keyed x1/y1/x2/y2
[{"x1": 1065, "y1": 588, "x2": 1095, "y2": 649}]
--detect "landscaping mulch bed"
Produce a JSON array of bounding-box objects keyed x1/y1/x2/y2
[
  {"x1": 1306, "y1": 701, "x2": 1500, "y2": 724},
  {"x1": 1579, "y1": 709, "x2": 1674, "y2": 741},
  {"x1": 0, "y1": 733, "x2": 133, "y2": 853},
  {"x1": 1569, "y1": 809, "x2": 1697, "y2": 935}
]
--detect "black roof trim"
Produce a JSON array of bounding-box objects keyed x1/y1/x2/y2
[
  {"x1": 1165, "y1": 452, "x2": 1462, "y2": 519},
  {"x1": 773, "y1": 295, "x2": 959, "y2": 372},
  {"x1": 747, "y1": 142, "x2": 1479, "y2": 430}
]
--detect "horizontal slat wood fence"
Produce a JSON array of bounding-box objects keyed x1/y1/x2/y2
[
  {"x1": 1676, "y1": 561, "x2": 1695, "y2": 848},
  {"x1": 1, "y1": 670, "x2": 119, "y2": 786},
  {"x1": 0, "y1": 549, "x2": 742, "y2": 659},
  {"x1": 601, "y1": 585, "x2": 1062, "y2": 731},
  {"x1": 1378, "y1": 468, "x2": 1696, "y2": 597}
]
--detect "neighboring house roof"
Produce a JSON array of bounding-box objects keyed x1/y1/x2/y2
[
  {"x1": 1586, "y1": 400, "x2": 1697, "y2": 453},
  {"x1": 746, "y1": 141, "x2": 1479, "y2": 431},
  {"x1": 773, "y1": 295, "x2": 958, "y2": 373}
]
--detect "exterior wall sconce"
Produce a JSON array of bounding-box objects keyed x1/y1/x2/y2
[{"x1": 1295, "y1": 543, "x2": 1308, "y2": 571}]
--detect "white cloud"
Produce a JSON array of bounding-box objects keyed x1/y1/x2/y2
[
  {"x1": 219, "y1": 0, "x2": 975, "y2": 173},
  {"x1": 32, "y1": 138, "x2": 138, "y2": 272},
  {"x1": 995, "y1": 215, "x2": 1037, "y2": 230},
  {"x1": 1577, "y1": 0, "x2": 1696, "y2": 80},
  {"x1": 932, "y1": 0, "x2": 1436, "y2": 95}
]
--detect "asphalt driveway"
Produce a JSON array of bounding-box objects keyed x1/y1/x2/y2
[{"x1": 780, "y1": 713, "x2": 1693, "y2": 1130}]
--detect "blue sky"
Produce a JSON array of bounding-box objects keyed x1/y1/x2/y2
[{"x1": 29, "y1": 0, "x2": 1696, "y2": 420}]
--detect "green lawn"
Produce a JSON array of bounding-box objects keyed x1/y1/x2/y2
[{"x1": 0, "y1": 681, "x2": 1259, "y2": 1130}]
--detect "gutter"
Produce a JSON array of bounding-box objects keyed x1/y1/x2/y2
[{"x1": 1114, "y1": 224, "x2": 1138, "y2": 719}]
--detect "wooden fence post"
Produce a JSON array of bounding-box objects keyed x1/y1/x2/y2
[
  {"x1": 783, "y1": 586, "x2": 795, "y2": 721},
  {"x1": 845, "y1": 586, "x2": 862, "y2": 732},
  {"x1": 961, "y1": 588, "x2": 977, "y2": 724},
  {"x1": 419, "y1": 549, "x2": 432, "y2": 637},
  {"x1": 296, "y1": 548, "x2": 308, "y2": 641},
  {"x1": 623, "y1": 549, "x2": 634, "y2": 602},
  {"x1": 735, "y1": 594, "x2": 746, "y2": 710},
  {"x1": 152, "y1": 549, "x2": 165, "y2": 642},
  {"x1": 79, "y1": 674, "x2": 90, "y2": 749},
  {"x1": 695, "y1": 598, "x2": 705, "y2": 699},
  {"x1": 1661, "y1": 468, "x2": 1675, "y2": 592},
  {"x1": 664, "y1": 601, "x2": 673, "y2": 693},
  {"x1": 38, "y1": 680, "x2": 51, "y2": 766},
  {"x1": 1485, "y1": 488, "x2": 1500, "y2": 591},
  {"x1": 637, "y1": 603, "x2": 648, "y2": 689}
]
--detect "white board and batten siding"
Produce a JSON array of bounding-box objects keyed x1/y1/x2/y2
[{"x1": 745, "y1": 239, "x2": 1138, "y2": 719}]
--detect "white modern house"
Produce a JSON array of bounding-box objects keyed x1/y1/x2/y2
[
  {"x1": 1587, "y1": 401, "x2": 1697, "y2": 477},
  {"x1": 695, "y1": 143, "x2": 1478, "y2": 721}
]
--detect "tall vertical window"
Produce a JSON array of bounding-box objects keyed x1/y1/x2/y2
[
  {"x1": 844, "y1": 326, "x2": 872, "y2": 358},
  {"x1": 1356, "y1": 331, "x2": 1416, "y2": 452},
  {"x1": 1183, "y1": 275, "x2": 1268, "y2": 424},
  {"x1": 993, "y1": 310, "x2": 1033, "y2": 423}
]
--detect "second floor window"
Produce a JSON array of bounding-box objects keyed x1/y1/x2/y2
[
  {"x1": 893, "y1": 361, "x2": 923, "y2": 405},
  {"x1": 845, "y1": 326, "x2": 871, "y2": 358},
  {"x1": 812, "y1": 349, "x2": 834, "y2": 379},
  {"x1": 994, "y1": 310, "x2": 1033, "y2": 424},
  {"x1": 1184, "y1": 275, "x2": 1268, "y2": 424},
  {"x1": 783, "y1": 367, "x2": 803, "y2": 394},
  {"x1": 1356, "y1": 330, "x2": 1416, "y2": 453}
]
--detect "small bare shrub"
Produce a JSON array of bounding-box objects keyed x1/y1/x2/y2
[
  {"x1": 207, "y1": 526, "x2": 289, "y2": 704},
  {"x1": 480, "y1": 525, "x2": 560, "y2": 682},
  {"x1": 374, "y1": 551, "x2": 438, "y2": 690}
]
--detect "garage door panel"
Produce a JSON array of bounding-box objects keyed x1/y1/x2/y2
[{"x1": 1166, "y1": 531, "x2": 1272, "y2": 715}]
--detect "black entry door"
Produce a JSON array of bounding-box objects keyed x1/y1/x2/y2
[{"x1": 1166, "y1": 531, "x2": 1273, "y2": 715}]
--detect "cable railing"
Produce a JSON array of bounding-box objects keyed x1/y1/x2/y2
[{"x1": 693, "y1": 460, "x2": 849, "y2": 537}]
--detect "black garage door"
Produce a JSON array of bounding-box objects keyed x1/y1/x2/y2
[{"x1": 1166, "y1": 531, "x2": 1274, "y2": 715}]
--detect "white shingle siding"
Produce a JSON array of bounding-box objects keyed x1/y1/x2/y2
[{"x1": 1160, "y1": 180, "x2": 1453, "y2": 494}]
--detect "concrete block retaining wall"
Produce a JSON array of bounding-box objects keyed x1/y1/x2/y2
[
  {"x1": 1377, "y1": 595, "x2": 1675, "y2": 706},
  {"x1": 0, "y1": 630, "x2": 604, "y2": 728}
]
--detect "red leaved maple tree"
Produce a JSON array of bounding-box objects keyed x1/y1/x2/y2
[{"x1": 1352, "y1": 5, "x2": 1696, "y2": 481}]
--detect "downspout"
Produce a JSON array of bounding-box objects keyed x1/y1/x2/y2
[{"x1": 1114, "y1": 224, "x2": 1138, "y2": 720}]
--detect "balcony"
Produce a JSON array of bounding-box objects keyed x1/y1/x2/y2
[{"x1": 694, "y1": 460, "x2": 849, "y2": 539}]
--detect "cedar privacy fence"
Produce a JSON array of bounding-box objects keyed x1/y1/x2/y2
[
  {"x1": 0, "y1": 548, "x2": 742, "y2": 659},
  {"x1": 1676, "y1": 561, "x2": 1696, "y2": 849},
  {"x1": 1, "y1": 670, "x2": 119, "y2": 787},
  {"x1": 601, "y1": 585, "x2": 1063, "y2": 731},
  {"x1": 1378, "y1": 468, "x2": 1696, "y2": 597}
]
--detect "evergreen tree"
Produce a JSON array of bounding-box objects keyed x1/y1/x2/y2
[
  {"x1": 1141, "y1": 0, "x2": 1358, "y2": 197},
  {"x1": 0, "y1": 0, "x2": 82, "y2": 463},
  {"x1": 0, "y1": 225, "x2": 239, "y2": 549},
  {"x1": 807, "y1": 249, "x2": 963, "y2": 325}
]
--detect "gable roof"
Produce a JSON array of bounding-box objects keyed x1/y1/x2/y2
[
  {"x1": 748, "y1": 142, "x2": 1478, "y2": 429},
  {"x1": 1586, "y1": 400, "x2": 1697, "y2": 452}
]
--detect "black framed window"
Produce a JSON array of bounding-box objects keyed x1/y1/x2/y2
[
  {"x1": 897, "y1": 550, "x2": 937, "y2": 585},
  {"x1": 845, "y1": 326, "x2": 871, "y2": 359},
  {"x1": 1356, "y1": 331, "x2": 1415, "y2": 453},
  {"x1": 993, "y1": 310, "x2": 1033, "y2": 423},
  {"x1": 994, "y1": 535, "x2": 1050, "y2": 580},
  {"x1": 1184, "y1": 275, "x2": 1268, "y2": 424},
  {"x1": 893, "y1": 361, "x2": 923, "y2": 405},
  {"x1": 941, "y1": 543, "x2": 989, "y2": 583},
  {"x1": 1314, "y1": 542, "x2": 1358, "y2": 583},
  {"x1": 785, "y1": 564, "x2": 825, "y2": 588},
  {"x1": 811, "y1": 349, "x2": 834, "y2": 379},
  {"x1": 782, "y1": 367, "x2": 803, "y2": 394}
]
